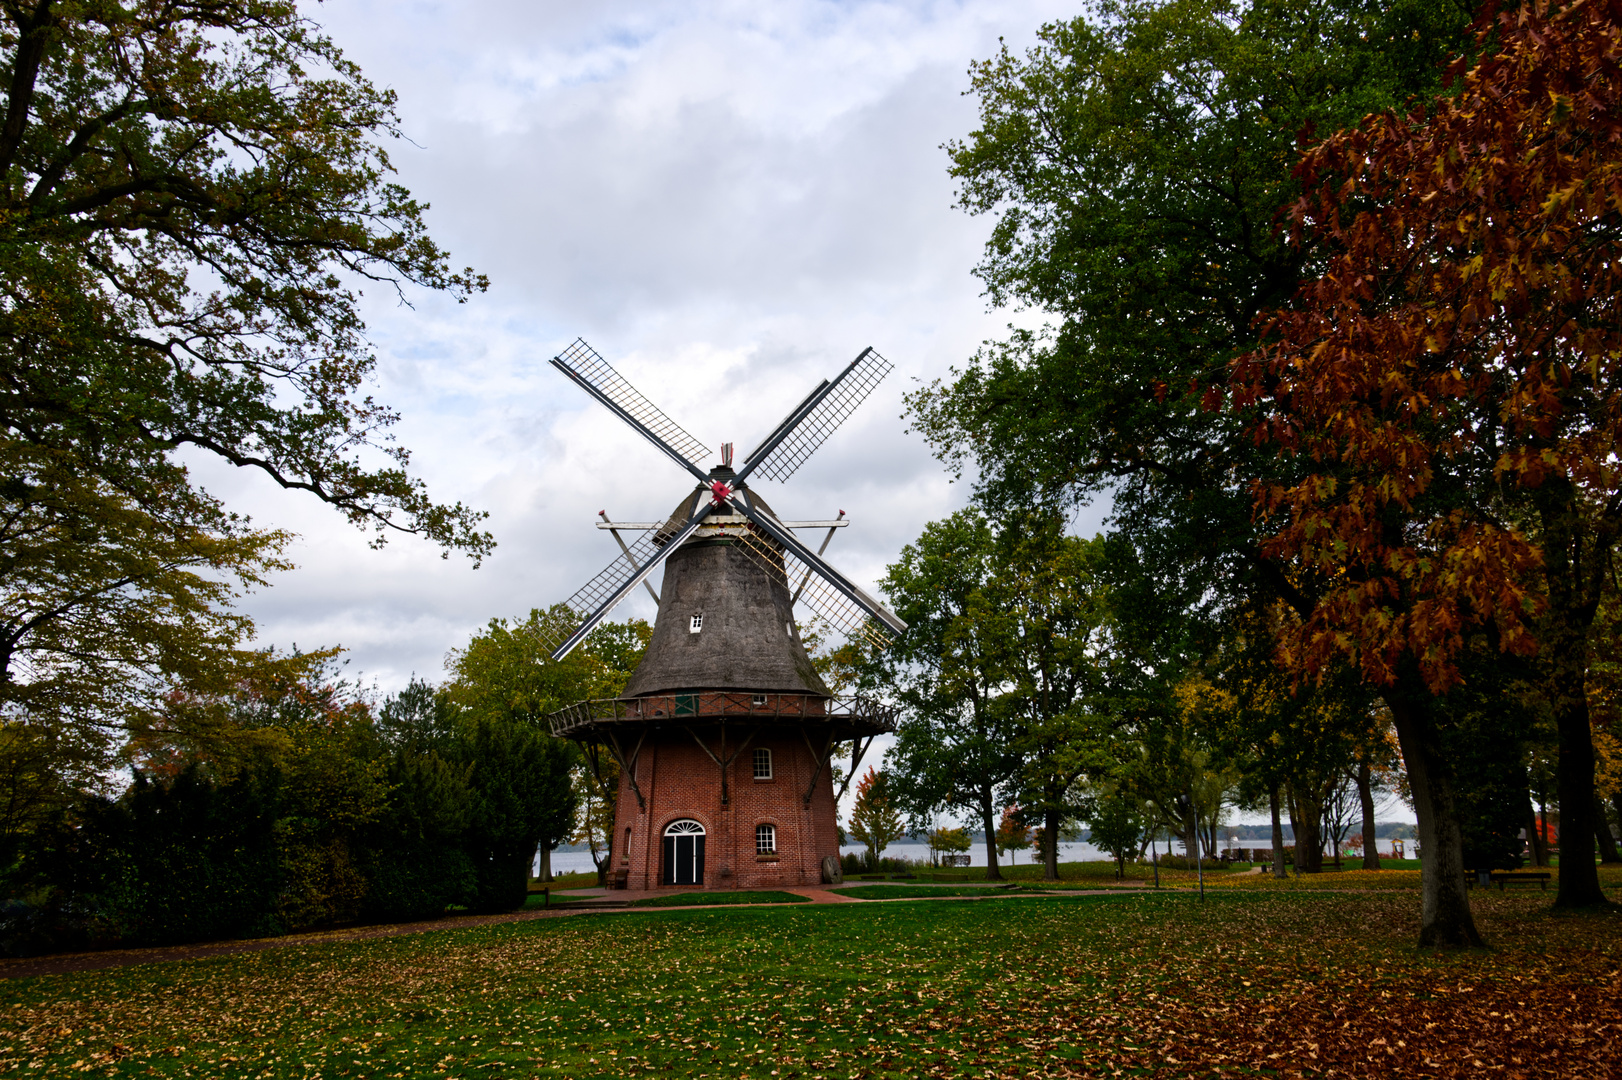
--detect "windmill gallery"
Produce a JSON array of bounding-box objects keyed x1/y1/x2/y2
[{"x1": 544, "y1": 340, "x2": 905, "y2": 891}]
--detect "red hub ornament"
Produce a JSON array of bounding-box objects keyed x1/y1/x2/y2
[{"x1": 709, "y1": 480, "x2": 732, "y2": 505}]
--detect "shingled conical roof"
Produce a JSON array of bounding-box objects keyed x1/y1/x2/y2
[{"x1": 619, "y1": 477, "x2": 830, "y2": 699}]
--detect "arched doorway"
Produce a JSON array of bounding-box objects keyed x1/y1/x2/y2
[{"x1": 663, "y1": 819, "x2": 706, "y2": 885}]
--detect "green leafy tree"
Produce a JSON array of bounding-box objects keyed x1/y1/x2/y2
[
  {"x1": 443, "y1": 606, "x2": 643, "y2": 725},
  {"x1": 0, "y1": 1, "x2": 490, "y2": 836},
  {"x1": 870, "y1": 511, "x2": 1023, "y2": 879},
  {"x1": 1086, "y1": 788, "x2": 1145, "y2": 880},
  {"x1": 993, "y1": 519, "x2": 1115, "y2": 880},
  {"x1": 1, "y1": 445, "x2": 293, "y2": 817},
  {"x1": 442, "y1": 609, "x2": 651, "y2": 894},
  {"x1": 364, "y1": 678, "x2": 476, "y2": 921},
  {"x1": 0, "y1": 1, "x2": 489, "y2": 553},
  {"x1": 926, "y1": 825, "x2": 971, "y2": 867},
  {"x1": 456, "y1": 716, "x2": 574, "y2": 913}
]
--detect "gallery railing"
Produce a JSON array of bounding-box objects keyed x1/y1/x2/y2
[{"x1": 548, "y1": 692, "x2": 899, "y2": 738}]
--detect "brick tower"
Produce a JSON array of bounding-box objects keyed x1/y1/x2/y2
[{"x1": 541, "y1": 339, "x2": 905, "y2": 890}]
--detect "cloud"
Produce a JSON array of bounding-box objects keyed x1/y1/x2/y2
[{"x1": 217, "y1": 0, "x2": 1080, "y2": 689}]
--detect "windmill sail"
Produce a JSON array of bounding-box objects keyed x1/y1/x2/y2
[
  {"x1": 743, "y1": 348, "x2": 893, "y2": 483},
  {"x1": 547, "y1": 336, "x2": 905, "y2": 659},
  {"x1": 723, "y1": 490, "x2": 905, "y2": 645},
  {"x1": 730, "y1": 526, "x2": 895, "y2": 651},
  {"x1": 553, "y1": 339, "x2": 711, "y2": 471},
  {"x1": 550, "y1": 504, "x2": 713, "y2": 659}
]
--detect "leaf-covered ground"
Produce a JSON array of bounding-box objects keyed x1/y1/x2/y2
[{"x1": 2, "y1": 890, "x2": 1618, "y2": 1078}]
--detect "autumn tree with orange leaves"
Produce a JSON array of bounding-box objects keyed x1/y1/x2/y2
[{"x1": 1236, "y1": 0, "x2": 1622, "y2": 936}]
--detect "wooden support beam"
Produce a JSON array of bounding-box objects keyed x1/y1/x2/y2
[
  {"x1": 792, "y1": 510, "x2": 845, "y2": 604},
  {"x1": 600, "y1": 511, "x2": 660, "y2": 604},
  {"x1": 835, "y1": 735, "x2": 875, "y2": 804},
  {"x1": 685, "y1": 724, "x2": 757, "y2": 806},
  {"x1": 603, "y1": 727, "x2": 649, "y2": 810},
  {"x1": 799, "y1": 725, "x2": 839, "y2": 806}
]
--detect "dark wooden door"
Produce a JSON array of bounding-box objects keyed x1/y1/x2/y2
[{"x1": 663, "y1": 833, "x2": 706, "y2": 885}]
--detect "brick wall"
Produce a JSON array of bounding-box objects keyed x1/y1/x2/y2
[{"x1": 612, "y1": 728, "x2": 841, "y2": 889}]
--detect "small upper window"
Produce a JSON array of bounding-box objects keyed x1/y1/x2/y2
[
  {"x1": 751, "y1": 694, "x2": 768, "y2": 708},
  {"x1": 689, "y1": 613, "x2": 703, "y2": 633},
  {"x1": 753, "y1": 747, "x2": 773, "y2": 780},
  {"x1": 756, "y1": 823, "x2": 777, "y2": 854}
]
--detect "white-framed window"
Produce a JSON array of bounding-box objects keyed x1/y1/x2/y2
[
  {"x1": 753, "y1": 747, "x2": 773, "y2": 780},
  {"x1": 751, "y1": 693, "x2": 768, "y2": 708},
  {"x1": 689, "y1": 613, "x2": 703, "y2": 633},
  {"x1": 756, "y1": 823, "x2": 777, "y2": 855}
]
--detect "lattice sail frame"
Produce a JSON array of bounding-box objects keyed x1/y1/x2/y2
[
  {"x1": 728, "y1": 524, "x2": 894, "y2": 651},
  {"x1": 557, "y1": 523, "x2": 670, "y2": 642},
  {"x1": 745, "y1": 349, "x2": 893, "y2": 483},
  {"x1": 555, "y1": 338, "x2": 711, "y2": 467}
]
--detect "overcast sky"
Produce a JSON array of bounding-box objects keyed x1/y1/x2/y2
[{"x1": 191, "y1": 0, "x2": 1108, "y2": 697}]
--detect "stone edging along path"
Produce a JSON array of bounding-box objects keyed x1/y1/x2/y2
[{"x1": 0, "y1": 886, "x2": 1149, "y2": 982}]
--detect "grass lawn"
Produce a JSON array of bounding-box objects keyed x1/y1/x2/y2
[
  {"x1": 3, "y1": 889, "x2": 1619, "y2": 1078},
  {"x1": 631, "y1": 891, "x2": 811, "y2": 907}
]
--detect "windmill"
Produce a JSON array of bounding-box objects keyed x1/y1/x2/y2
[{"x1": 546, "y1": 339, "x2": 904, "y2": 891}]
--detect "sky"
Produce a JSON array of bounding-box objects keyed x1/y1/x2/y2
[{"x1": 195, "y1": 0, "x2": 1104, "y2": 696}]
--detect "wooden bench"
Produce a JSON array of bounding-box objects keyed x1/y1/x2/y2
[{"x1": 1490, "y1": 871, "x2": 1551, "y2": 891}]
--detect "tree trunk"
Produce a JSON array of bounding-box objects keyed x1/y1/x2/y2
[
  {"x1": 980, "y1": 794, "x2": 1003, "y2": 881},
  {"x1": 1550, "y1": 699, "x2": 1605, "y2": 904},
  {"x1": 1534, "y1": 476, "x2": 1609, "y2": 909},
  {"x1": 1358, "y1": 759, "x2": 1381, "y2": 870},
  {"x1": 540, "y1": 843, "x2": 553, "y2": 883},
  {"x1": 1270, "y1": 787, "x2": 1289, "y2": 879},
  {"x1": 1595, "y1": 792, "x2": 1621, "y2": 864},
  {"x1": 1287, "y1": 784, "x2": 1324, "y2": 874},
  {"x1": 1384, "y1": 687, "x2": 1485, "y2": 947},
  {"x1": 1043, "y1": 805, "x2": 1060, "y2": 880}
]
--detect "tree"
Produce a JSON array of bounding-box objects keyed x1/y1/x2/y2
[
  {"x1": 0, "y1": 1, "x2": 489, "y2": 835},
  {"x1": 457, "y1": 716, "x2": 574, "y2": 912},
  {"x1": 2, "y1": 446, "x2": 291, "y2": 785},
  {"x1": 994, "y1": 805, "x2": 1034, "y2": 865},
  {"x1": 0, "y1": 1, "x2": 489, "y2": 553},
  {"x1": 1234, "y1": 0, "x2": 1622, "y2": 915},
  {"x1": 912, "y1": 0, "x2": 1474, "y2": 541},
  {"x1": 870, "y1": 512, "x2": 1024, "y2": 879},
  {"x1": 908, "y1": 0, "x2": 1480, "y2": 940},
  {"x1": 367, "y1": 677, "x2": 476, "y2": 921},
  {"x1": 926, "y1": 825, "x2": 972, "y2": 867},
  {"x1": 571, "y1": 755, "x2": 619, "y2": 886},
  {"x1": 442, "y1": 608, "x2": 647, "y2": 887},
  {"x1": 847, "y1": 767, "x2": 906, "y2": 869},
  {"x1": 1087, "y1": 787, "x2": 1145, "y2": 880},
  {"x1": 994, "y1": 520, "x2": 1115, "y2": 880},
  {"x1": 443, "y1": 606, "x2": 640, "y2": 726}
]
